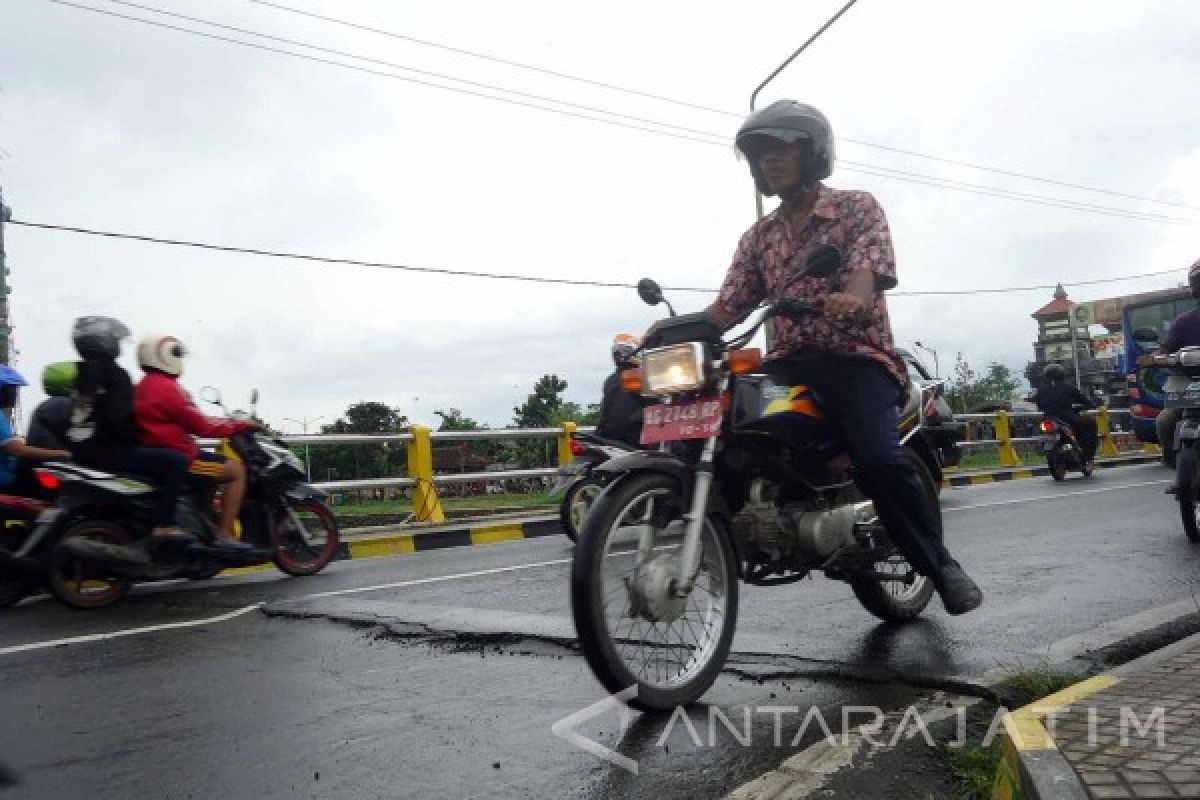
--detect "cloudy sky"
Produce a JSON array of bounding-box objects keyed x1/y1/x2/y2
[{"x1": 2, "y1": 0, "x2": 1197, "y2": 433}]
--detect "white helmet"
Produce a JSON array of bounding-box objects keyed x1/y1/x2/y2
[{"x1": 137, "y1": 335, "x2": 187, "y2": 377}]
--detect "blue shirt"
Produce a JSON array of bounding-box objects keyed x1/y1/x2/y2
[{"x1": 0, "y1": 413, "x2": 17, "y2": 488}]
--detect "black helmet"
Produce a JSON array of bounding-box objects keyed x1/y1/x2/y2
[
  {"x1": 735, "y1": 99, "x2": 835, "y2": 196},
  {"x1": 72, "y1": 316, "x2": 131, "y2": 359},
  {"x1": 1189, "y1": 259, "x2": 1200, "y2": 300},
  {"x1": 1043, "y1": 363, "x2": 1066, "y2": 383}
]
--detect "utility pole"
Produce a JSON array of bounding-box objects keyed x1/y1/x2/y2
[
  {"x1": 1068, "y1": 300, "x2": 1083, "y2": 390},
  {"x1": 0, "y1": 186, "x2": 11, "y2": 365},
  {"x1": 284, "y1": 415, "x2": 326, "y2": 478}
]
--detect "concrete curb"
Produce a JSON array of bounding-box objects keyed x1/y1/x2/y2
[{"x1": 942, "y1": 454, "x2": 1160, "y2": 488}]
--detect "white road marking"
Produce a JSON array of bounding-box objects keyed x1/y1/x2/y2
[
  {"x1": 0, "y1": 603, "x2": 263, "y2": 658},
  {"x1": 944, "y1": 479, "x2": 1169, "y2": 514}
]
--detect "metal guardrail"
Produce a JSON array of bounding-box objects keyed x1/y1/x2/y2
[{"x1": 201, "y1": 408, "x2": 1152, "y2": 524}]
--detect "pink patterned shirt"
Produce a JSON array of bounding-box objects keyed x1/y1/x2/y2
[{"x1": 715, "y1": 183, "x2": 907, "y2": 387}]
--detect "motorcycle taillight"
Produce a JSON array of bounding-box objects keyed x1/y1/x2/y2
[
  {"x1": 569, "y1": 439, "x2": 586, "y2": 457},
  {"x1": 34, "y1": 470, "x2": 61, "y2": 491},
  {"x1": 1039, "y1": 420, "x2": 1055, "y2": 434}
]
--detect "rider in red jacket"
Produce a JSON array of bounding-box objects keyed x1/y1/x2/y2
[{"x1": 134, "y1": 336, "x2": 256, "y2": 550}]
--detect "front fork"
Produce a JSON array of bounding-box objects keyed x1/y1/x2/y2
[{"x1": 673, "y1": 436, "x2": 718, "y2": 596}]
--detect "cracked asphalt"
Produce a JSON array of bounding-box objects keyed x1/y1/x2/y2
[{"x1": 3, "y1": 463, "x2": 1200, "y2": 799}]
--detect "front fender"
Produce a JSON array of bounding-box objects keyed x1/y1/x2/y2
[{"x1": 593, "y1": 451, "x2": 696, "y2": 502}]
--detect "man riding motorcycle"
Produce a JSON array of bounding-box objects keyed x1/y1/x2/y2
[
  {"x1": 595, "y1": 334, "x2": 646, "y2": 448},
  {"x1": 1034, "y1": 362, "x2": 1097, "y2": 471},
  {"x1": 134, "y1": 335, "x2": 257, "y2": 550},
  {"x1": 700, "y1": 99, "x2": 982, "y2": 614},
  {"x1": 0, "y1": 366, "x2": 72, "y2": 493},
  {"x1": 1155, "y1": 258, "x2": 1200, "y2": 468}
]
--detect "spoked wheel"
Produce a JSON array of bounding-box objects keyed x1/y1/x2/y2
[
  {"x1": 851, "y1": 448, "x2": 936, "y2": 621},
  {"x1": 560, "y1": 475, "x2": 606, "y2": 543},
  {"x1": 1176, "y1": 447, "x2": 1200, "y2": 543},
  {"x1": 271, "y1": 501, "x2": 340, "y2": 576},
  {"x1": 571, "y1": 473, "x2": 738, "y2": 712},
  {"x1": 47, "y1": 520, "x2": 135, "y2": 610}
]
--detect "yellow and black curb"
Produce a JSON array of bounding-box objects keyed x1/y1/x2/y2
[
  {"x1": 991, "y1": 676, "x2": 1119, "y2": 800},
  {"x1": 942, "y1": 454, "x2": 1160, "y2": 489}
]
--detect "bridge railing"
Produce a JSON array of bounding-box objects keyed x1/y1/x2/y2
[{"x1": 202, "y1": 409, "x2": 1152, "y2": 523}]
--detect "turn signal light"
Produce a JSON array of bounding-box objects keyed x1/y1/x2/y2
[
  {"x1": 620, "y1": 368, "x2": 642, "y2": 392},
  {"x1": 1038, "y1": 420, "x2": 1056, "y2": 434},
  {"x1": 34, "y1": 470, "x2": 61, "y2": 491},
  {"x1": 729, "y1": 348, "x2": 762, "y2": 375}
]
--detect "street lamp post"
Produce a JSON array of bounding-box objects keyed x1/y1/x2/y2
[
  {"x1": 283, "y1": 415, "x2": 326, "y2": 478},
  {"x1": 914, "y1": 341, "x2": 939, "y2": 379}
]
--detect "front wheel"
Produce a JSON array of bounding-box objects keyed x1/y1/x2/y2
[
  {"x1": 1048, "y1": 451, "x2": 1067, "y2": 481},
  {"x1": 271, "y1": 501, "x2": 340, "y2": 576},
  {"x1": 559, "y1": 475, "x2": 606, "y2": 543},
  {"x1": 571, "y1": 472, "x2": 739, "y2": 712},
  {"x1": 1176, "y1": 446, "x2": 1200, "y2": 543}
]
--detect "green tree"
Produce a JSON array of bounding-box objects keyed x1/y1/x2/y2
[
  {"x1": 549, "y1": 401, "x2": 602, "y2": 427},
  {"x1": 309, "y1": 401, "x2": 409, "y2": 481},
  {"x1": 510, "y1": 374, "x2": 570, "y2": 467},
  {"x1": 434, "y1": 408, "x2": 483, "y2": 431},
  {"x1": 944, "y1": 354, "x2": 1023, "y2": 413}
]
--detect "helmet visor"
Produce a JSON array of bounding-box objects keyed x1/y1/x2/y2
[{"x1": 736, "y1": 129, "x2": 810, "y2": 159}]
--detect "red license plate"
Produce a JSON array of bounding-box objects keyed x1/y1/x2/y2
[{"x1": 640, "y1": 397, "x2": 723, "y2": 445}]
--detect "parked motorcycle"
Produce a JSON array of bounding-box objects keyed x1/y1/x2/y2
[
  {"x1": 551, "y1": 433, "x2": 639, "y2": 542},
  {"x1": 570, "y1": 246, "x2": 946, "y2": 711},
  {"x1": 8, "y1": 389, "x2": 340, "y2": 610},
  {"x1": 1144, "y1": 346, "x2": 1200, "y2": 542},
  {"x1": 1038, "y1": 409, "x2": 1093, "y2": 481}
]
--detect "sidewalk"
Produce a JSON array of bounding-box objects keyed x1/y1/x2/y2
[{"x1": 996, "y1": 632, "x2": 1200, "y2": 800}]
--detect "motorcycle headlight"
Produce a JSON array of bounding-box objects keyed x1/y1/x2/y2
[
  {"x1": 1180, "y1": 348, "x2": 1200, "y2": 367},
  {"x1": 641, "y1": 343, "x2": 708, "y2": 396}
]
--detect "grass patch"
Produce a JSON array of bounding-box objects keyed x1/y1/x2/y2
[
  {"x1": 940, "y1": 669, "x2": 1085, "y2": 800},
  {"x1": 329, "y1": 491, "x2": 555, "y2": 516}
]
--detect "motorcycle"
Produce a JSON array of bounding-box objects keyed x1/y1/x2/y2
[
  {"x1": 1038, "y1": 408, "x2": 1093, "y2": 481},
  {"x1": 1144, "y1": 346, "x2": 1200, "y2": 543},
  {"x1": 570, "y1": 246, "x2": 945, "y2": 711},
  {"x1": 551, "y1": 432, "x2": 639, "y2": 542},
  {"x1": 9, "y1": 388, "x2": 341, "y2": 610}
]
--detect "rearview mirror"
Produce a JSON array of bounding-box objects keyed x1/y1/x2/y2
[
  {"x1": 250, "y1": 388, "x2": 260, "y2": 406},
  {"x1": 804, "y1": 244, "x2": 841, "y2": 278},
  {"x1": 199, "y1": 386, "x2": 222, "y2": 406},
  {"x1": 1133, "y1": 327, "x2": 1160, "y2": 346},
  {"x1": 637, "y1": 278, "x2": 664, "y2": 307}
]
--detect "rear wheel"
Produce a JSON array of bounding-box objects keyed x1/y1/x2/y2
[
  {"x1": 559, "y1": 475, "x2": 605, "y2": 543},
  {"x1": 46, "y1": 520, "x2": 134, "y2": 610},
  {"x1": 850, "y1": 448, "x2": 936, "y2": 621},
  {"x1": 272, "y1": 501, "x2": 340, "y2": 576},
  {"x1": 1176, "y1": 446, "x2": 1200, "y2": 543},
  {"x1": 1049, "y1": 451, "x2": 1067, "y2": 481},
  {"x1": 571, "y1": 473, "x2": 738, "y2": 711}
]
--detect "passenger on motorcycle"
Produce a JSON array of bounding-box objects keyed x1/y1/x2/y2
[
  {"x1": 1034, "y1": 363, "x2": 1097, "y2": 470},
  {"x1": 702, "y1": 99, "x2": 982, "y2": 614},
  {"x1": 65, "y1": 317, "x2": 193, "y2": 542},
  {"x1": 1155, "y1": 258, "x2": 1200, "y2": 467},
  {"x1": 595, "y1": 334, "x2": 646, "y2": 448},
  {"x1": 0, "y1": 365, "x2": 73, "y2": 494},
  {"x1": 26, "y1": 362, "x2": 76, "y2": 452},
  {"x1": 133, "y1": 336, "x2": 257, "y2": 551}
]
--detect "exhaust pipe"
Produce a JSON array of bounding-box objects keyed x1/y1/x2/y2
[{"x1": 60, "y1": 538, "x2": 150, "y2": 569}]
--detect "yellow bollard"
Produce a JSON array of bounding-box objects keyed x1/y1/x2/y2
[
  {"x1": 995, "y1": 409, "x2": 1021, "y2": 467},
  {"x1": 406, "y1": 425, "x2": 445, "y2": 523},
  {"x1": 558, "y1": 421, "x2": 577, "y2": 467},
  {"x1": 1096, "y1": 407, "x2": 1120, "y2": 458}
]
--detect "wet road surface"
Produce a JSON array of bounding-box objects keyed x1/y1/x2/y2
[{"x1": 3, "y1": 464, "x2": 1199, "y2": 799}]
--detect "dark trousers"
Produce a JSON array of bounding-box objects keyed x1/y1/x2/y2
[
  {"x1": 1067, "y1": 416, "x2": 1098, "y2": 462},
  {"x1": 93, "y1": 448, "x2": 189, "y2": 528},
  {"x1": 768, "y1": 354, "x2": 955, "y2": 578}
]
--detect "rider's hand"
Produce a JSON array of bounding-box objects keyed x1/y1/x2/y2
[{"x1": 825, "y1": 292, "x2": 864, "y2": 318}]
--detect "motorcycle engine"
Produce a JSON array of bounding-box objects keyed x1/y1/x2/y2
[{"x1": 730, "y1": 479, "x2": 862, "y2": 562}]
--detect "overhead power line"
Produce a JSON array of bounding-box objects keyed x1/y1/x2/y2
[
  {"x1": 248, "y1": 0, "x2": 1199, "y2": 213},
  {"x1": 8, "y1": 219, "x2": 1190, "y2": 297},
  {"x1": 44, "y1": 0, "x2": 1200, "y2": 227}
]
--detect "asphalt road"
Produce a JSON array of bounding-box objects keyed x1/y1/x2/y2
[{"x1": 3, "y1": 463, "x2": 1199, "y2": 800}]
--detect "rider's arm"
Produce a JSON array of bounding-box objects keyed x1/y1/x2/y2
[
  {"x1": 704, "y1": 228, "x2": 766, "y2": 334},
  {"x1": 2, "y1": 438, "x2": 71, "y2": 462},
  {"x1": 826, "y1": 192, "x2": 896, "y2": 316}
]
